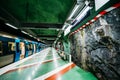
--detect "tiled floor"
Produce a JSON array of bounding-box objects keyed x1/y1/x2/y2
[{"x1": 0, "y1": 47, "x2": 97, "y2": 80}]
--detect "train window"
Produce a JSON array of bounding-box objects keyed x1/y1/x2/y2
[
  {"x1": 0, "y1": 41, "x2": 3, "y2": 55},
  {"x1": 8, "y1": 42, "x2": 15, "y2": 51},
  {"x1": 28, "y1": 44, "x2": 30, "y2": 50},
  {"x1": 26, "y1": 45, "x2": 29, "y2": 50},
  {"x1": 29, "y1": 44, "x2": 33, "y2": 50}
]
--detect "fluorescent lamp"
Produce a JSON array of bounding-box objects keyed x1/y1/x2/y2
[
  {"x1": 64, "y1": 25, "x2": 72, "y2": 36},
  {"x1": 58, "y1": 35, "x2": 61, "y2": 38},
  {"x1": 21, "y1": 31, "x2": 28, "y2": 34},
  {"x1": 29, "y1": 34, "x2": 33, "y2": 37},
  {"x1": 34, "y1": 37, "x2": 37, "y2": 39},
  {"x1": 71, "y1": 19, "x2": 79, "y2": 27},
  {"x1": 62, "y1": 25, "x2": 66, "y2": 30},
  {"x1": 56, "y1": 29, "x2": 59, "y2": 31},
  {"x1": 37, "y1": 38, "x2": 40, "y2": 41},
  {"x1": 62, "y1": 24, "x2": 69, "y2": 30},
  {"x1": 76, "y1": 6, "x2": 90, "y2": 21},
  {"x1": 68, "y1": 5, "x2": 80, "y2": 20},
  {"x1": 70, "y1": 6, "x2": 90, "y2": 28},
  {"x1": 22, "y1": 31, "x2": 33, "y2": 38},
  {"x1": 5, "y1": 23, "x2": 18, "y2": 29}
]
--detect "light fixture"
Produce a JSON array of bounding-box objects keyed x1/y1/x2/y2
[
  {"x1": 5, "y1": 23, "x2": 18, "y2": 29},
  {"x1": 70, "y1": 6, "x2": 90, "y2": 28},
  {"x1": 62, "y1": 23, "x2": 70, "y2": 30},
  {"x1": 66, "y1": 5, "x2": 90, "y2": 30},
  {"x1": 34, "y1": 37, "x2": 37, "y2": 39},
  {"x1": 64, "y1": 25, "x2": 72, "y2": 36},
  {"x1": 68, "y1": 4, "x2": 80, "y2": 20},
  {"x1": 76, "y1": 6, "x2": 90, "y2": 21},
  {"x1": 29, "y1": 34, "x2": 33, "y2": 37},
  {"x1": 56, "y1": 29, "x2": 59, "y2": 31},
  {"x1": 22, "y1": 30, "x2": 34, "y2": 38},
  {"x1": 37, "y1": 38, "x2": 40, "y2": 41},
  {"x1": 60, "y1": 2, "x2": 90, "y2": 37},
  {"x1": 58, "y1": 35, "x2": 61, "y2": 38},
  {"x1": 21, "y1": 31, "x2": 28, "y2": 34},
  {"x1": 62, "y1": 25, "x2": 67, "y2": 30},
  {"x1": 54, "y1": 41, "x2": 56, "y2": 44}
]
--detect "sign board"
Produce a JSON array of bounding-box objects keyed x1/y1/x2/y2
[{"x1": 95, "y1": 0, "x2": 110, "y2": 11}]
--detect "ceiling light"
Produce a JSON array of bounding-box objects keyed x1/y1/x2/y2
[
  {"x1": 68, "y1": 4, "x2": 80, "y2": 20},
  {"x1": 5, "y1": 23, "x2": 18, "y2": 29},
  {"x1": 34, "y1": 37, "x2": 37, "y2": 39},
  {"x1": 69, "y1": 6, "x2": 90, "y2": 28},
  {"x1": 21, "y1": 31, "x2": 28, "y2": 34},
  {"x1": 64, "y1": 25, "x2": 72, "y2": 36},
  {"x1": 56, "y1": 29, "x2": 59, "y2": 31},
  {"x1": 76, "y1": 6, "x2": 90, "y2": 21},
  {"x1": 62, "y1": 25, "x2": 66, "y2": 30},
  {"x1": 62, "y1": 24, "x2": 69, "y2": 30},
  {"x1": 37, "y1": 38, "x2": 40, "y2": 41},
  {"x1": 29, "y1": 34, "x2": 33, "y2": 37}
]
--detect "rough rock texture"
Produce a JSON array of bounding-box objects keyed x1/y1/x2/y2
[{"x1": 70, "y1": 8, "x2": 120, "y2": 80}]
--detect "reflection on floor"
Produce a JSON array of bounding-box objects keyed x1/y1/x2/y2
[{"x1": 0, "y1": 47, "x2": 97, "y2": 80}]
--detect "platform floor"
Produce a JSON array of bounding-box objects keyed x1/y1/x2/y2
[{"x1": 0, "y1": 47, "x2": 97, "y2": 80}]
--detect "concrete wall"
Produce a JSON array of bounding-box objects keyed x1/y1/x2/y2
[{"x1": 70, "y1": 8, "x2": 120, "y2": 80}]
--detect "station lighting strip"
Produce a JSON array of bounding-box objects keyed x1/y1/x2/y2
[
  {"x1": 21, "y1": 30, "x2": 38, "y2": 39},
  {"x1": 67, "y1": 4, "x2": 80, "y2": 20},
  {"x1": 54, "y1": 1, "x2": 89, "y2": 44},
  {"x1": 5, "y1": 23, "x2": 36, "y2": 39},
  {"x1": 22, "y1": 30, "x2": 44, "y2": 42},
  {"x1": 6, "y1": 23, "x2": 40, "y2": 41},
  {"x1": 63, "y1": 1, "x2": 90, "y2": 36},
  {"x1": 69, "y1": 2, "x2": 120, "y2": 37},
  {"x1": 5, "y1": 23, "x2": 18, "y2": 29}
]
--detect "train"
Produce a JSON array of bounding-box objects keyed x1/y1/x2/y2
[{"x1": 0, "y1": 32, "x2": 46, "y2": 68}]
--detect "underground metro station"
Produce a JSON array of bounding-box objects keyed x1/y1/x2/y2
[{"x1": 0, "y1": 0, "x2": 120, "y2": 80}]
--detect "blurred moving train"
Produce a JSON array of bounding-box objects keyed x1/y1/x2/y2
[{"x1": 0, "y1": 32, "x2": 46, "y2": 68}]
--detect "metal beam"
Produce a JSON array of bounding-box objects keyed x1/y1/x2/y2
[
  {"x1": 37, "y1": 36, "x2": 56, "y2": 38},
  {"x1": 0, "y1": 7, "x2": 20, "y2": 27},
  {"x1": 37, "y1": 35, "x2": 57, "y2": 37},
  {"x1": 20, "y1": 23, "x2": 63, "y2": 29},
  {"x1": 38, "y1": 37, "x2": 55, "y2": 39},
  {"x1": 44, "y1": 40, "x2": 54, "y2": 44}
]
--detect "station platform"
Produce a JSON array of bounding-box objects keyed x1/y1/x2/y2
[{"x1": 0, "y1": 47, "x2": 97, "y2": 80}]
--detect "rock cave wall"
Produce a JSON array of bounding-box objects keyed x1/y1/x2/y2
[{"x1": 70, "y1": 8, "x2": 120, "y2": 80}]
